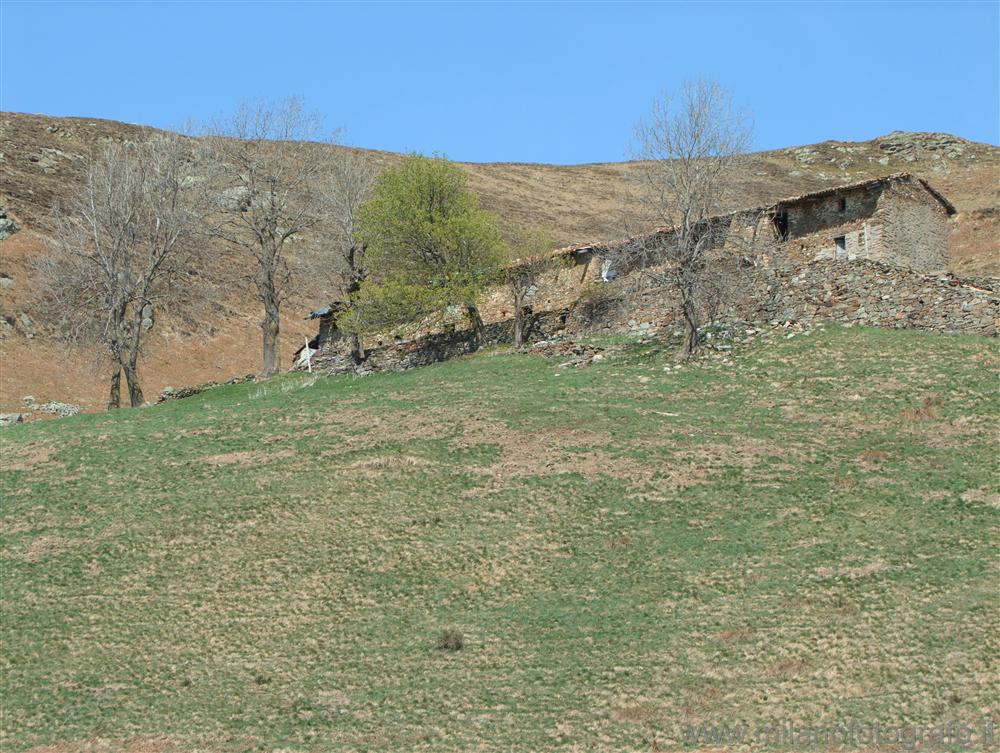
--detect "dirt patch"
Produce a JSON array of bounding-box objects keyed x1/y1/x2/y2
[
  {"x1": 900, "y1": 395, "x2": 943, "y2": 422},
  {"x1": 857, "y1": 448, "x2": 890, "y2": 471},
  {"x1": 611, "y1": 704, "x2": 659, "y2": 723},
  {"x1": 921, "y1": 414, "x2": 994, "y2": 450},
  {"x1": 453, "y1": 419, "x2": 668, "y2": 495},
  {"x1": 716, "y1": 628, "x2": 757, "y2": 642}
]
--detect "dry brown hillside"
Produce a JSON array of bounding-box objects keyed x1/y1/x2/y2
[{"x1": 1, "y1": 112, "x2": 997, "y2": 412}]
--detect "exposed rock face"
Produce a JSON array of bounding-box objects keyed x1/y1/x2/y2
[
  {"x1": 876, "y1": 132, "x2": 970, "y2": 163},
  {"x1": 0, "y1": 206, "x2": 19, "y2": 240},
  {"x1": 219, "y1": 186, "x2": 251, "y2": 213}
]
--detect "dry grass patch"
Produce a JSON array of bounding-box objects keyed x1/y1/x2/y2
[
  {"x1": 767, "y1": 657, "x2": 812, "y2": 678},
  {"x1": 3, "y1": 534, "x2": 76, "y2": 563},
  {"x1": 25, "y1": 737, "x2": 181, "y2": 753},
  {"x1": 0, "y1": 442, "x2": 57, "y2": 472},
  {"x1": 611, "y1": 704, "x2": 659, "y2": 723},
  {"x1": 199, "y1": 448, "x2": 295, "y2": 467},
  {"x1": 960, "y1": 488, "x2": 1000, "y2": 509},
  {"x1": 716, "y1": 628, "x2": 757, "y2": 642},
  {"x1": 816, "y1": 558, "x2": 892, "y2": 580},
  {"x1": 900, "y1": 394, "x2": 943, "y2": 422}
]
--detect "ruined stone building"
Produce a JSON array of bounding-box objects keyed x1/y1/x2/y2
[
  {"x1": 564, "y1": 172, "x2": 956, "y2": 286},
  {"x1": 298, "y1": 173, "x2": 995, "y2": 374},
  {"x1": 763, "y1": 173, "x2": 954, "y2": 271}
]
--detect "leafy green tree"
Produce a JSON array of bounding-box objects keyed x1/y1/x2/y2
[{"x1": 352, "y1": 155, "x2": 505, "y2": 345}]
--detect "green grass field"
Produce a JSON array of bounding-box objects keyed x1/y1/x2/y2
[{"x1": 2, "y1": 326, "x2": 998, "y2": 752}]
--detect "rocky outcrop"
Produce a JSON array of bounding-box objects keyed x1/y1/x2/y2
[
  {"x1": 0, "y1": 412, "x2": 28, "y2": 427},
  {"x1": 0, "y1": 206, "x2": 19, "y2": 240},
  {"x1": 876, "y1": 132, "x2": 970, "y2": 163}
]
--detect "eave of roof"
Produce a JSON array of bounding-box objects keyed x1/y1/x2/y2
[{"x1": 771, "y1": 172, "x2": 956, "y2": 215}]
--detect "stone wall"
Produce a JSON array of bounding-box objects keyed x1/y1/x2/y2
[
  {"x1": 785, "y1": 188, "x2": 882, "y2": 245},
  {"x1": 303, "y1": 258, "x2": 995, "y2": 378},
  {"x1": 306, "y1": 309, "x2": 572, "y2": 375},
  {"x1": 875, "y1": 183, "x2": 950, "y2": 272},
  {"x1": 569, "y1": 260, "x2": 998, "y2": 339},
  {"x1": 301, "y1": 175, "x2": 989, "y2": 378}
]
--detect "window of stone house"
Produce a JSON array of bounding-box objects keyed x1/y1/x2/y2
[
  {"x1": 835, "y1": 236, "x2": 847, "y2": 258},
  {"x1": 838, "y1": 197, "x2": 847, "y2": 212}
]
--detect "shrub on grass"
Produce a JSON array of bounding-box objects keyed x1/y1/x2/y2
[{"x1": 436, "y1": 629, "x2": 464, "y2": 651}]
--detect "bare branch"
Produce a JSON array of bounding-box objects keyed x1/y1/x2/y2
[
  {"x1": 35, "y1": 135, "x2": 206, "y2": 407},
  {"x1": 609, "y1": 79, "x2": 759, "y2": 359},
  {"x1": 199, "y1": 97, "x2": 331, "y2": 376}
]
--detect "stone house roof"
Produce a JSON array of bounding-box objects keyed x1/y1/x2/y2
[{"x1": 770, "y1": 173, "x2": 956, "y2": 216}]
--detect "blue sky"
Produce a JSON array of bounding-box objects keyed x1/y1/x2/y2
[{"x1": 1, "y1": 1, "x2": 997, "y2": 163}]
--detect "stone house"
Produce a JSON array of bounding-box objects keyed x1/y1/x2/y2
[
  {"x1": 566, "y1": 172, "x2": 956, "y2": 283},
  {"x1": 765, "y1": 173, "x2": 954, "y2": 271}
]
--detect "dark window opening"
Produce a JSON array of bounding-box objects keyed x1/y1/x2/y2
[
  {"x1": 771, "y1": 210, "x2": 789, "y2": 241},
  {"x1": 835, "y1": 236, "x2": 847, "y2": 258},
  {"x1": 838, "y1": 197, "x2": 847, "y2": 212}
]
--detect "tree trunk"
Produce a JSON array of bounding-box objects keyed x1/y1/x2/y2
[
  {"x1": 345, "y1": 246, "x2": 366, "y2": 364},
  {"x1": 260, "y1": 293, "x2": 281, "y2": 377},
  {"x1": 677, "y1": 299, "x2": 700, "y2": 361},
  {"x1": 465, "y1": 304, "x2": 485, "y2": 351},
  {"x1": 123, "y1": 361, "x2": 144, "y2": 407},
  {"x1": 513, "y1": 304, "x2": 533, "y2": 349},
  {"x1": 107, "y1": 369, "x2": 122, "y2": 411},
  {"x1": 350, "y1": 332, "x2": 366, "y2": 364}
]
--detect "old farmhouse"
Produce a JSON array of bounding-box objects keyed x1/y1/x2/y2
[
  {"x1": 298, "y1": 173, "x2": 995, "y2": 374},
  {"x1": 564, "y1": 173, "x2": 956, "y2": 287}
]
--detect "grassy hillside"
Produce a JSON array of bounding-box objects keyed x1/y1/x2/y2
[{"x1": 2, "y1": 326, "x2": 998, "y2": 752}]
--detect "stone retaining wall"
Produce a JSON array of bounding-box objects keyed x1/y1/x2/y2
[
  {"x1": 304, "y1": 259, "x2": 997, "y2": 377},
  {"x1": 307, "y1": 310, "x2": 572, "y2": 375},
  {"x1": 579, "y1": 259, "x2": 998, "y2": 338}
]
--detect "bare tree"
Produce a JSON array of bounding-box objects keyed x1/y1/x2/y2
[
  {"x1": 504, "y1": 226, "x2": 558, "y2": 349},
  {"x1": 614, "y1": 79, "x2": 753, "y2": 359},
  {"x1": 36, "y1": 135, "x2": 203, "y2": 408},
  {"x1": 203, "y1": 98, "x2": 327, "y2": 376},
  {"x1": 317, "y1": 147, "x2": 377, "y2": 362}
]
